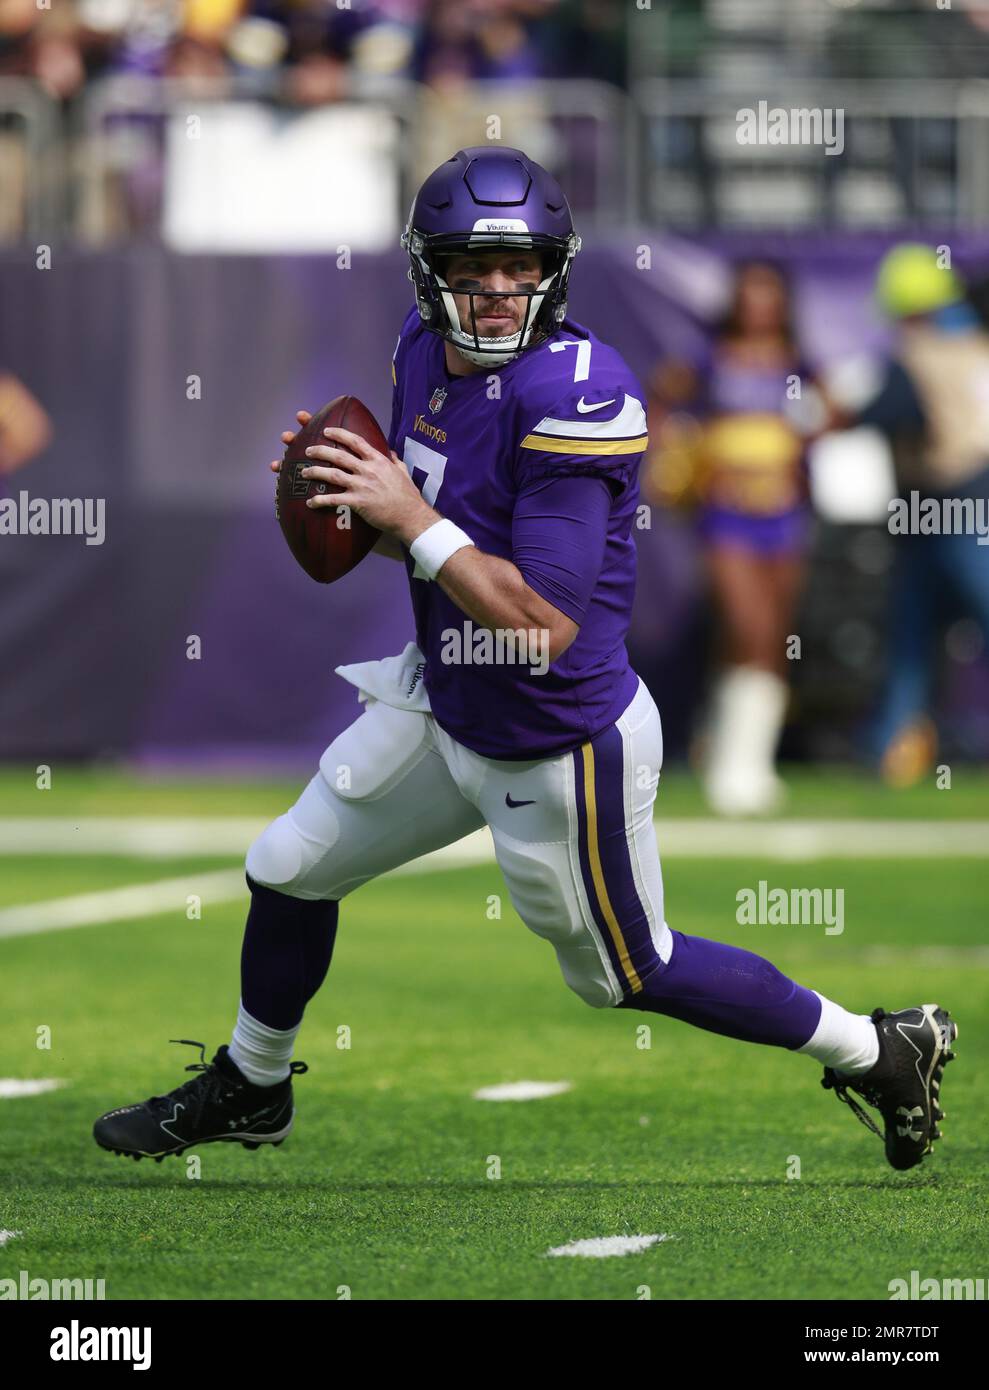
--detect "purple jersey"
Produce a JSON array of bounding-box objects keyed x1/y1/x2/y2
[{"x1": 387, "y1": 307, "x2": 647, "y2": 759}]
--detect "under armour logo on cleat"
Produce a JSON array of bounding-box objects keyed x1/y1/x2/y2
[{"x1": 896, "y1": 1104, "x2": 925, "y2": 1141}]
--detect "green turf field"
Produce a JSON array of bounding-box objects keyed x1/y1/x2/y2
[{"x1": 1, "y1": 769, "x2": 986, "y2": 1300}]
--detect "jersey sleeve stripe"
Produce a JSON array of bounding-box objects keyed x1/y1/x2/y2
[{"x1": 519, "y1": 433, "x2": 648, "y2": 455}]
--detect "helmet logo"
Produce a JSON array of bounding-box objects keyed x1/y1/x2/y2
[
  {"x1": 470, "y1": 217, "x2": 530, "y2": 234},
  {"x1": 428, "y1": 386, "x2": 448, "y2": 415}
]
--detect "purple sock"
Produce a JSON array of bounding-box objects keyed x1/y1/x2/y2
[
  {"x1": 241, "y1": 874, "x2": 339, "y2": 1030},
  {"x1": 619, "y1": 930, "x2": 822, "y2": 1049}
]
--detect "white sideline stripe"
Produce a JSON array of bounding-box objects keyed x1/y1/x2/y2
[
  {"x1": 0, "y1": 817, "x2": 986, "y2": 860},
  {"x1": 0, "y1": 1231, "x2": 22, "y2": 1246},
  {"x1": 473, "y1": 1081, "x2": 573, "y2": 1102},
  {"x1": 547, "y1": 1234, "x2": 673, "y2": 1259},
  {"x1": 0, "y1": 818, "x2": 494, "y2": 862},
  {"x1": 0, "y1": 817, "x2": 266, "y2": 857},
  {"x1": 655, "y1": 819, "x2": 989, "y2": 860},
  {"x1": 0, "y1": 1079, "x2": 66, "y2": 1098}
]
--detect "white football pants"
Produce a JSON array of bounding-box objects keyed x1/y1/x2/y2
[{"x1": 246, "y1": 673, "x2": 672, "y2": 1008}]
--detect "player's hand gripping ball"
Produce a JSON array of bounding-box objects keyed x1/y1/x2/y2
[{"x1": 275, "y1": 396, "x2": 386, "y2": 583}]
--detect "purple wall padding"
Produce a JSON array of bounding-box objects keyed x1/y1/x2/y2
[{"x1": 2, "y1": 235, "x2": 988, "y2": 767}]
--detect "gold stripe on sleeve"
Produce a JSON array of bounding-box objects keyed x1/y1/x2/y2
[{"x1": 520, "y1": 433, "x2": 648, "y2": 455}]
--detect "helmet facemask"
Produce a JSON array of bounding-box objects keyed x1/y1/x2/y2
[
  {"x1": 403, "y1": 229, "x2": 579, "y2": 367},
  {"x1": 434, "y1": 254, "x2": 557, "y2": 367}
]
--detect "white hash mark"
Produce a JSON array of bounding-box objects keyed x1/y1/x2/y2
[
  {"x1": 473, "y1": 1081, "x2": 573, "y2": 1102},
  {"x1": 546, "y1": 1234, "x2": 674, "y2": 1259}
]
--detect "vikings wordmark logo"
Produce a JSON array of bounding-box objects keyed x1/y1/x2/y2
[
  {"x1": 413, "y1": 414, "x2": 447, "y2": 443},
  {"x1": 428, "y1": 386, "x2": 448, "y2": 415}
]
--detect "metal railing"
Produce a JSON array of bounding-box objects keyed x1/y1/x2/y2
[
  {"x1": 632, "y1": 78, "x2": 989, "y2": 228},
  {"x1": 0, "y1": 78, "x2": 63, "y2": 244},
  {"x1": 70, "y1": 74, "x2": 628, "y2": 244},
  {"x1": 3, "y1": 76, "x2": 989, "y2": 244}
]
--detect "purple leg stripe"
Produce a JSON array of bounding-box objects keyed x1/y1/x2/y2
[
  {"x1": 571, "y1": 724, "x2": 658, "y2": 996},
  {"x1": 571, "y1": 721, "x2": 823, "y2": 1049}
]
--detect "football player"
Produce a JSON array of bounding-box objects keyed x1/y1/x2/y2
[{"x1": 94, "y1": 148, "x2": 956, "y2": 1171}]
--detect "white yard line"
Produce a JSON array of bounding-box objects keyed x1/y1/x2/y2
[
  {"x1": 0, "y1": 838, "x2": 495, "y2": 939},
  {"x1": 1, "y1": 816, "x2": 986, "y2": 860},
  {"x1": 0, "y1": 816, "x2": 985, "y2": 941},
  {"x1": 0, "y1": 869, "x2": 248, "y2": 939}
]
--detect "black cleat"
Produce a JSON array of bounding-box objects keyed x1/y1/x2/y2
[
  {"x1": 822, "y1": 1005, "x2": 958, "y2": 1171},
  {"x1": 93, "y1": 1039, "x2": 307, "y2": 1161}
]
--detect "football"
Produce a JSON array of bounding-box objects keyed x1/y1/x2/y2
[{"x1": 276, "y1": 395, "x2": 385, "y2": 583}]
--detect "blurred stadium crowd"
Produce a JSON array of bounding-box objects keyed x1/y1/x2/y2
[
  {"x1": 6, "y1": 0, "x2": 989, "y2": 100},
  {"x1": 0, "y1": 0, "x2": 624, "y2": 98}
]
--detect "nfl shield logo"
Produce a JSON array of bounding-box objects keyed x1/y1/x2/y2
[{"x1": 428, "y1": 386, "x2": 448, "y2": 415}]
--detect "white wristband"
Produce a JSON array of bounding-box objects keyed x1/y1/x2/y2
[{"x1": 409, "y1": 519, "x2": 475, "y2": 580}]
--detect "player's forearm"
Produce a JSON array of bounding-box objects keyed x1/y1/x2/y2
[
  {"x1": 434, "y1": 546, "x2": 577, "y2": 661},
  {"x1": 393, "y1": 504, "x2": 577, "y2": 660}
]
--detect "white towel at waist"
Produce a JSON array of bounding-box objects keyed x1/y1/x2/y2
[{"x1": 334, "y1": 640, "x2": 431, "y2": 713}]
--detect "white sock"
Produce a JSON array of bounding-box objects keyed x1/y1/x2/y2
[
  {"x1": 796, "y1": 992, "x2": 880, "y2": 1075},
  {"x1": 228, "y1": 1002, "x2": 298, "y2": 1086}
]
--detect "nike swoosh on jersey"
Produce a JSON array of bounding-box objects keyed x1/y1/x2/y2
[
  {"x1": 541, "y1": 394, "x2": 645, "y2": 437},
  {"x1": 575, "y1": 396, "x2": 617, "y2": 413},
  {"x1": 521, "y1": 393, "x2": 649, "y2": 454}
]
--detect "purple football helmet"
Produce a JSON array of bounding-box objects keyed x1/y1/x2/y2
[{"x1": 401, "y1": 146, "x2": 581, "y2": 366}]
